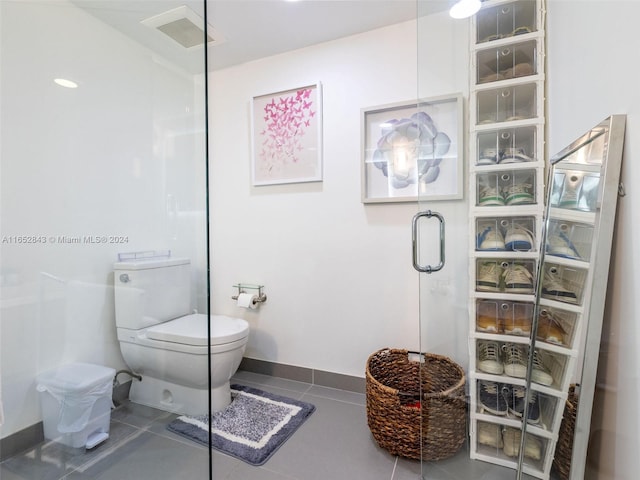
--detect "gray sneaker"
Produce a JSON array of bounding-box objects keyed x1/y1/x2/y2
[
  {"x1": 478, "y1": 341, "x2": 504, "y2": 375},
  {"x1": 502, "y1": 264, "x2": 534, "y2": 294}
]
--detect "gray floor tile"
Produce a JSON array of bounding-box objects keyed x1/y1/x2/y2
[
  {"x1": 110, "y1": 401, "x2": 171, "y2": 429},
  {"x1": 0, "y1": 421, "x2": 138, "y2": 480},
  {"x1": 425, "y1": 447, "x2": 502, "y2": 480},
  {"x1": 63, "y1": 431, "x2": 214, "y2": 480},
  {"x1": 143, "y1": 411, "x2": 211, "y2": 451},
  {"x1": 1, "y1": 452, "x2": 66, "y2": 480},
  {"x1": 392, "y1": 458, "x2": 424, "y2": 480},
  {"x1": 258, "y1": 393, "x2": 396, "y2": 480},
  {"x1": 227, "y1": 461, "x2": 300, "y2": 480}
]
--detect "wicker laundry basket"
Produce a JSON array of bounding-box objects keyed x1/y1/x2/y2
[
  {"x1": 365, "y1": 348, "x2": 467, "y2": 461},
  {"x1": 553, "y1": 384, "x2": 579, "y2": 480}
]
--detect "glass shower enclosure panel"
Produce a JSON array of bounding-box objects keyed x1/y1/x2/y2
[
  {"x1": 415, "y1": 2, "x2": 470, "y2": 477},
  {"x1": 0, "y1": 0, "x2": 209, "y2": 477}
]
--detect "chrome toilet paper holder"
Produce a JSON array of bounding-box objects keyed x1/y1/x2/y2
[{"x1": 232, "y1": 284, "x2": 267, "y2": 304}]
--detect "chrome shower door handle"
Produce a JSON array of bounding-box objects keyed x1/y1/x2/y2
[{"x1": 412, "y1": 210, "x2": 445, "y2": 274}]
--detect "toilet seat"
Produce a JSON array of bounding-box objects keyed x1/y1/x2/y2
[
  {"x1": 146, "y1": 314, "x2": 249, "y2": 346},
  {"x1": 117, "y1": 314, "x2": 249, "y2": 355}
]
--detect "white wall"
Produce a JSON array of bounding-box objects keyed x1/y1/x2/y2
[
  {"x1": 0, "y1": 1, "x2": 206, "y2": 438},
  {"x1": 547, "y1": 1, "x2": 640, "y2": 478},
  {"x1": 208, "y1": 14, "x2": 470, "y2": 377}
]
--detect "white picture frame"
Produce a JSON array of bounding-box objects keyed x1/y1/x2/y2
[
  {"x1": 251, "y1": 83, "x2": 323, "y2": 186},
  {"x1": 361, "y1": 93, "x2": 464, "y2": 203}
]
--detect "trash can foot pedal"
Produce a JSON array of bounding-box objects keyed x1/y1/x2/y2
[{"x1": 86, "y1": 432, "x2": 109, "y2": 449}]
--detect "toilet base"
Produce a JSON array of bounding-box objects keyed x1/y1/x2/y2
[{"x1": 128, "y1": 376, "x2": 232, "y2": 415}]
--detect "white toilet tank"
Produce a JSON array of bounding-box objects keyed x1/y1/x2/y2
[{"x1": 114, "y1": 256, "x2": 191, "y2": 330}]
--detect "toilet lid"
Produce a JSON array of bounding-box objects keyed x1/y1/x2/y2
[{"x1": 146, "y1": 314, "x2": 248, "y2": 346}]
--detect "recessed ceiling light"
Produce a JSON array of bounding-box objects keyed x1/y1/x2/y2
[{"x1": 54, "y1": 78, "x2": 78, "y2": 89}]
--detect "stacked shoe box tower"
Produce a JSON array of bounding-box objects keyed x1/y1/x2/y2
[{"x1": 467, "y1": 1, "x2": 580, "y2": 478}]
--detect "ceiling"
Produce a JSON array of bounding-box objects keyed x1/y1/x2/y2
[{"x1": 73, "y1": 0, "x2": 450, "y2": 74}]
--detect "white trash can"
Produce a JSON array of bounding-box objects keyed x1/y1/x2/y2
[{"x1": 37, "y1": 362, "x2": 115, "y2": 449}]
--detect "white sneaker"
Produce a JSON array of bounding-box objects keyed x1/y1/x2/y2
[
  {"x1": 505, "y1": 183, "x2": 534, "y2": 205},
  {"x1": 477, "y1": 224, "x2": 506, "y2": 251},
  {"x1": 477, "y1": 262, "x2": 502, "y2": 292},
  {"x1": 500, "y1": 147, "x2": 532, "y2": 164},
  {"x1": 504, "y1": 224, "x2": 534, "y2": 251},
  {"x1": 478, "y1": 422, "x2": 503, "y2": 448},
  {"x1": 531, "y1": 350, "x2": 554, "y2": 386},
  {"x1": 503, "y1": 343, "x2": 527, "y2": 378},
  {"x1": 502, "y1": 427, "x2": 542, "y2": 460},
  {"x1": 477, "y1": 341, "x2": 504, "y2": 375},
  {"x1": 479, "y1": 185, "x2": 506, "y2": 206},
  {"x1": 542, "y1": 268, "x2": 578, "y2": 304},
  {"x1": 502, "y1": 264, "x2": 534, "y2": 294}
]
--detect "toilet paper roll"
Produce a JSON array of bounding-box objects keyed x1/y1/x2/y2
[{"x1": 237, "y1": 293, "x2": 258, "y2": 309}]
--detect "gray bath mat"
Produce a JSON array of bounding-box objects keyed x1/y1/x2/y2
[{"x1": 166, "y1": 384, "x2": 315, "y2": 466}]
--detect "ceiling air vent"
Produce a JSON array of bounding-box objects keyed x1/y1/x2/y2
[{"x1": 141, "y1": 5, "x2": 225, "y2": 49}]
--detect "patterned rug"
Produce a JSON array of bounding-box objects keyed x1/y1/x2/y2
[{"x1": 166, "y1": 384, "x2": 315, "y2": 466}]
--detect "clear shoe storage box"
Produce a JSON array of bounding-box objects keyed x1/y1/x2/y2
[
  {"x1": 476, "y1": 83, "x2": 537, "y2": 125},
  {"x1": 475, "y1": 420, "x2": 549, "y2": 472},
  {"x1": 476, "y1": 215, "x2": 537, "y2": 252},
  {"x1": 476, "y1": 40, "x2": 538, "y2": 85},
  {"x1": 549, "y1": 170, "x2": 601, "y2": 212},
  {"x1": 475, "y1": 258, "x2": 537, "y2": 295},
  {"x1": 475, "y1": 0, "x2": 538, "y2": 45},
  {"x1": 476, "y1": 299, "x2": 535, "y2": 336},
  {"x1": 474, "y1": 339, "x2": 571, "y2": 392},
  {"x1": 475, "y1": 379, "x2": 562, "y2": 432},
  {"x1": 545, "y1": 219, "x2": 594, "y2": 261},
  {"x1": 476, "y1": 169, "x2": 537, "y2": 208},
  {"x1": 476, "y1": 125, "x2": 537, "y2": 166},
  {"x1": 37, "y1": 362, "x2": 115, "y2": 449},
  {"x1": 540, "y1": 262, "x2": 588, "y2": 306}
]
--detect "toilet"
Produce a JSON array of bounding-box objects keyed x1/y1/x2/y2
[{"x1": 113, "y1": 255, "x2": 249, "y2": 414}]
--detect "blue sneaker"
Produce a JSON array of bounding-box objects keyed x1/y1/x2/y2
[
  {"x1": 504, "y1": 385, "x2": 540, "y2": 424},
  {"x1": 479, "y1": 381, "x2": 508, "y2": 416},
  {"x1": 478, "y1": 148, "x2": 502, "y2": 165},
  {"x1": 477, "y1": 224, "x2": 506, "y2": 251},
  {"x1": 504, "y1": 224, "x2": 534, "y2": 251}
]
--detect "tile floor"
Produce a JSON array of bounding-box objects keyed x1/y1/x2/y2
[{"x1": 1, "y1": 370, "x2": 543, "y2": 480}]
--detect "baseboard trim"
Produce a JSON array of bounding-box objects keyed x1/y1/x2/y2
[
  {"x1": 0, "y1": 421, "x2": 43, "y2": 462},
  {"x1": 239, "y1": 357, "x2": 365, "y2": 394}
]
